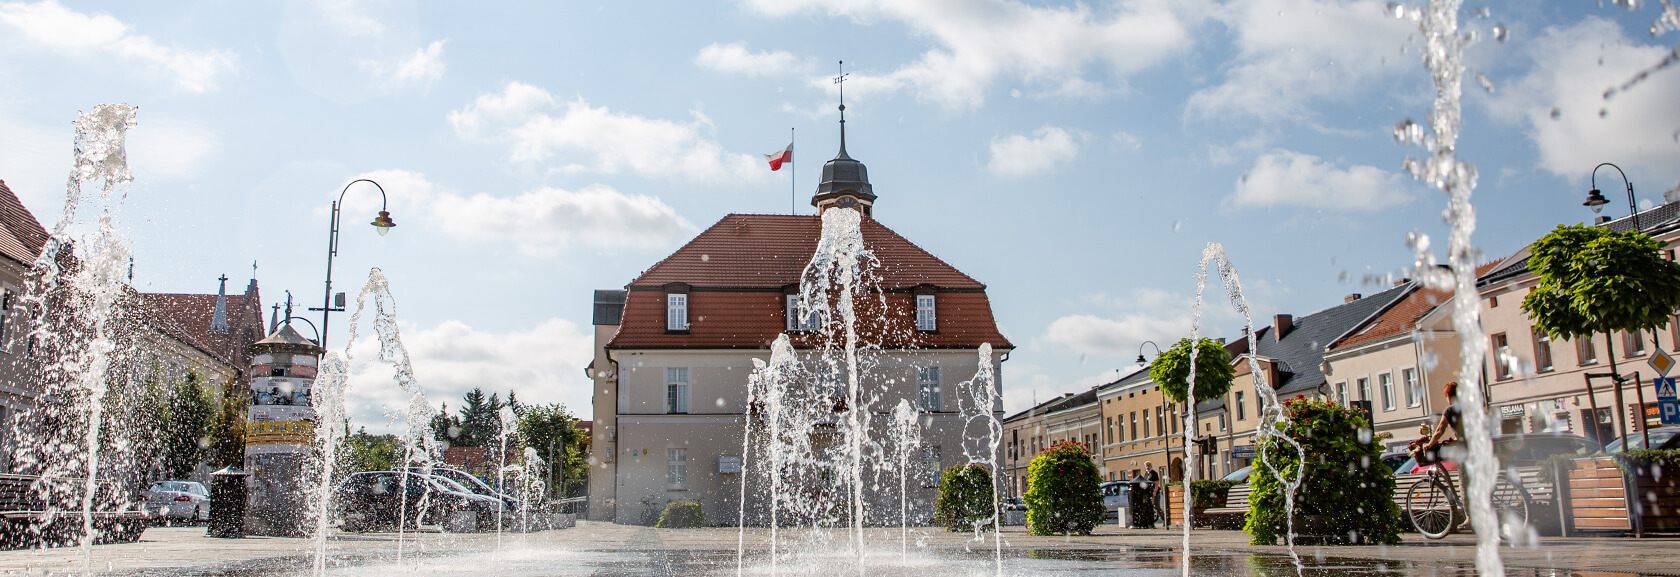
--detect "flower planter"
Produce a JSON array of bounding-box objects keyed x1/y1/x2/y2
[{"x1": 1565, "y1": 456, "x2": 1680, "y2": 535}]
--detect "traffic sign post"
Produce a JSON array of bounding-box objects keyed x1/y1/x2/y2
[
  {"x1": 1651, "y1": 350, "x2": 1677, "y2": 376},
  {"x1": 1655, "y1": 377, "x2": 1680, "y2": 425}
]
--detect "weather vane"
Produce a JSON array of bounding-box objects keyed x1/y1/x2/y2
[{"x1": 833, "y1": 60, "x2": 848, "y2": 120}]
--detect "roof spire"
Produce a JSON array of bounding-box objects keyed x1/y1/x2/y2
[
  {"x1": 833, "y1": 60, "x2": 850, "y2": 160},
  {"x1": 210, "y1": 274, "x2": 230, "y2": 334}
]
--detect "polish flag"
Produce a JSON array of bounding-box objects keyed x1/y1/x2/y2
[{"x1": 764, "y1": 142, "x2": 793, "y2": 171}]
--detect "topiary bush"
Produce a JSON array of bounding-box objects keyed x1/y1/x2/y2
[
  {"x1": 1244, "y1": 396, "x2": 1401, "y2": 546},
  {"x1": 1023, "y1": 441, "x2": 1104, "y2": 536},
  {"x1": 934, "y1": 463, "x2": 997, "y2": 532},
  {"x1": 1148, "y1": 337, "x2": 1234, "y2": 404},
  {"x1": 656, "y1": 500, "x2": 705, "y2": 528}
]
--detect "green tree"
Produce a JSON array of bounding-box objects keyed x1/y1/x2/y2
[
  {"x1": 1244, "y1": 396, "x2": 1401, "y2": 545},
  {"x1": 515, "y1": 403, "x2": 585, "y2": 498},
  {"x1": 208, "y1": 375, "x2": 247, "y2": 468},
  {"x1": 1523, "y1": 224, "x2": 1680, "y2": 446},
  {"x1": 1148, "y1": 337, "x2": 1234, "y2": 404},
  {"x1": 162, "y1": 371, "x2": 217, "y2": 479},
  {"x1": 1023, "y1": 441, "x2": 1104, "y2": 536},
  {"x1": 339, "y1": 426, "x2": 404, "y2": 473},
  {"x1": 933, "y1": 463, "x2": 997, "y2": 532}
]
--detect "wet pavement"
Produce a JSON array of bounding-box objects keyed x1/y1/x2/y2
[{"x1": 0, "y1": 522, "x2": 1675, "y2": 576}]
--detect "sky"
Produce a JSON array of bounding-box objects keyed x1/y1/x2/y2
[{"x1": 0, "y1": 0, "x2": 1676, "y2": 432}]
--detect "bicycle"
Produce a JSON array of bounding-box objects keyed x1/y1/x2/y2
[{"x1": 1405, "y1": 463, "x2": 1531, "y2": 540}]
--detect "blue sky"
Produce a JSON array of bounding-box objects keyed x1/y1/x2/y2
[{"x1": 0, "y1": 0, "x2": 1676, "y2": 431}]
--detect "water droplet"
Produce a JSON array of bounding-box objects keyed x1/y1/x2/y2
[
  {"x1": 1600, "y1": 108, "x2": 1610, "y2": 118},
  {"x1": 1387, "y1": 2, "x2": 1407, "y2": 18},
  {"x1": 1393, "y1": 119, "x2": 1425, "y2": 144},
  {"x1": 1604, "y1": 86, "x2": 1619, "y2": 101},
  {"x1": 1171, "y1": 220, "x2": 1182, "y2": 232},
  {"x1": 700, "y1": 254, "x2": 709, "y2": 262},
  {"x1": 1493, "y1": 23, "x2": 1507, "y2": 41},
  {"x1": 1550, "y1": 107, "x2": 1562, "y2": 120},
  {"x1": 1475, "y1": 73, "x2": 1496, "y2": 93}
]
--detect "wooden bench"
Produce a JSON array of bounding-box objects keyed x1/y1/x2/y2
[
  {"x1": 1200, "y1": 484, "x2": 1251, "y2": 529},
  {"x1": 0, "y1": 474, "x2": 147, "y2": 548}
]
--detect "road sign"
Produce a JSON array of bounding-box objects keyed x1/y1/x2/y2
[
  {"x1": 1652, "y1": 349, "x2": 1677, "y2": 376},
  {"x1": 1657, "y1": 378, "x2": 1680, "y2": 425}
]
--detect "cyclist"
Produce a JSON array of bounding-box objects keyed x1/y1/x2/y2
[{"x1": 1408, "y1": 381, "x2": 1463, "y2": 468}]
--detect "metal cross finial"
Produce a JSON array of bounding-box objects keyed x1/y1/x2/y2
[
  {"x1": 833, "y1": 60, "x2": 848, "y2": 120},
  {"x1": 252, "y1": 260, "x2": 258, "y2": 279}
]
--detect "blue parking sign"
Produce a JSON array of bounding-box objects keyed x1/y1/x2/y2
[{"x1": 1656, "y1": 378, "x2": 1680, "y2": 425}]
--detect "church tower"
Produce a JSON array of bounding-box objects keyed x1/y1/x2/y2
[{"x1": 812, "y1": 64, "x2": 876, "y2": 216}]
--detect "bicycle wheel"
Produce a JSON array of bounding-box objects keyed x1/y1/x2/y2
[
  {"x1": 1490, "y1": 474, "x2": 1531, "y2": 541},
  {"x1": 1407, "y1": 477, "x2": 1457, "y2": 539}
]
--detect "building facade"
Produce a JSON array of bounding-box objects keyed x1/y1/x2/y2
[{"x1": 588, "y1": 128, "x2": 1012, "y2": 524}]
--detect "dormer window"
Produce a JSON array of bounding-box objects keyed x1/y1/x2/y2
[
  {"x1": 786, "y1": 295, "x2": 821, "y2": 332},
  {"x1": 915, "y1": 294, "x2": 937, "y2": 332},
  {"x1": 667, "y1": 293, "x2": 689, "y2": 331}
]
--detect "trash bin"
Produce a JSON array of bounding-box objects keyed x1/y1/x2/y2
[
  {"x1": 1127, "y1": 482, "x2": 1158, "y2": 529},
  {"x1": 208, "y1": 466, "x2": 251, "y2": 538}
]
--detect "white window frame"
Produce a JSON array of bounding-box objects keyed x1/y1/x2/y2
[
  {"x1": 666, "y1": 368, "x2": 690, "y2": 414},
  {"x1": 786, "y1": 294, "x2": 821, "y2": 332},
  {"x1": 1380, "y1": 372, "x2": 1396, "y2": 411},
  {"x1": 1336, "y1": 382, "x2": 1348, "y2": 407},
  {"x1": 1235, "y1": 391, "x2": 1246, "y2": 421},
  {"x1": 917, "y1": 366, "x2": 941, "y2": 412},
  {"x1": 1403, "y1": 368, "x2": 1422, "y2": 408},
  {"x1": 915, "y1": 294, "x2": 937, "y2": 332},
  {"x1": 1533, "y1": 329, "x2": 1554, "y2": 372},
  {"x1": 1357, "y1": 377, "x2": 1371, "y2": 403},
  {"x1": 666, "y1": 448, "x2": 688, "y2": 490},
  {"x1": 667, "y1": 293, "x2": 689, "y2": 331}
]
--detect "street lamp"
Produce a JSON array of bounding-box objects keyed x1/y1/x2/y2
[
  {"x1": 1585, "y1": 162, "x2": 1638, "y2": 229},
  {"x1": 310, "y1": 179, "x2": 395, "y2": 349},
  {"x1": 1136, "y1": 340, "x2": 1162, "y2": 366}
]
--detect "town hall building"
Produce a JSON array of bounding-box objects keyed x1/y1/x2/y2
[{"x1": 587, "y1": 118, "x2": 1012, "y2": 525}]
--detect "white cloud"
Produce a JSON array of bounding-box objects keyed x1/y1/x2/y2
[
  {"x1": 344, "y1": 318, "x2": 593, "y2": 434},
  {"x1": 744, "y1": 0, "x2": 1209, "y2": 110},
  {"x1": 987, "y1": 126, "x2": 1079, "y2": 177},
  {"x1": 362, "y1": 39, "x2": 447, "y2": 90},
  {"x1": 695, "y1": 42, "x2": 807, "y2": 76},
  {"x1": 1186, "y1": 0, "x2": 1412, "y2": 122},
  {"x1": 1113, "y1": 130, "x2": 1141, "y2": 152},
  {"x1": 127, "y1": 117, "x2": 217, "y2": 180},
  {"x1": 340, "y1": 169, "x2": 695, "y2": 255},
  {"x1": 1485, "y1": 17, "x2": 1680, "y2": 186},
  {"x1": 450, "y1": 82, "x2": 765, "y2": 183},
  {"x1": 1230, "y1": 150, "x2": 1411, "y2": 211},
  {"x1": 0, "y1": 0, "x2": 237, "y2": 93}
]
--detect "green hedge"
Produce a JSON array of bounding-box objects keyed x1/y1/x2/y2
[
  {"x1": 656, "y1": 500, "x2": 705, "y2": 528},
  {"x1": 934, "y1": 463, "x2": 997, "y2": 532},
  {"x1": 1245, "y1": 396, "x2": 1401, "y2": 545},
  {"x1": 1023, "y1": 441, "x2": 1104, "y2": 536}
]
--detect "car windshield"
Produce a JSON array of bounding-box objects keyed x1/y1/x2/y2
[
  {"x1": 1605, "y1": 429, "x2": 1680, "y2": 453},
  {"x1": 1220, "y1": 467, "x2": 1251, "y2": 482}
]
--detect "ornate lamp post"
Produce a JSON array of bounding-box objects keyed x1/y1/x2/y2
[
  {"x1": 1581, "y1": 162, "x2": 1651, "y2": 450},
  {"x1": 309, "y1": 179, "x2": 395, "y2": 349},
  {"x1": 1583, "y1": 162, "x2": 1638, "y2": 229}
]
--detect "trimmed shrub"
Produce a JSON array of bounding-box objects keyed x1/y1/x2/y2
[
  {"x1": 1148, "y1": 337, "x2": 1235, "y2": 404},
  {"x1": 1023, "y1": 441, "x2": 1104, "y2": 536},
  {"x1": 1244, "y1": 396, "x2": 1402, "y2": 546},
  {"x1": 934, "y1": 463, "x2": 997, "y2": 532},
  {"x1": 1189, "y1": 479, "x2": 1239, "y2": 508},
  {"x1": 656, "y1": 500, "x2": 705, "y2": 528}
]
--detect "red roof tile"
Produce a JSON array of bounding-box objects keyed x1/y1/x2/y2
[
  {"x1": 0, "y1": 180, "x2": 48, "y2": 267},
  {"x1": 1329, "y1": 263, "x2": 1501, "y2": 351},
  {"x1": 139, "y1": 286, "x2": 265, "y2": 368},
  {"x1": 608, "y1": 213, "x2": 1010, "y2": 350},
  {"x1": 630, "y1": 214, "x2": 984, "y2": 289}
]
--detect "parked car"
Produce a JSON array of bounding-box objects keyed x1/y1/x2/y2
[
  {"x1": 1220, "y1": 466, "x2": 1252, "y2": 483},
  {"x1": 405, "y1": 467, "x2": 521, "y2": 510},
  {"x1": 336, "y1": 471, "x2": 505, "y2": 532},
  {"x1": 1099, "y1": 481, "x2": 1129, "y2": 518},
  {"x1": 1603, "y1": 426, "x2": 1680, "y2": 453},
  {"x1": 140, "y1": 481, "x2": 209, "y2": 525},
  {"x1": 1394, "y1": 432, "x2": 1600, "y2": 474},
  {"x1": 1379, "y1": 451, "x2": 1412, "y2": 473}
]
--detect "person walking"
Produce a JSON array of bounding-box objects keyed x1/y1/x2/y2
[{"x1": 1136, "y1": 462, "x2": 1161, "y2": 529}]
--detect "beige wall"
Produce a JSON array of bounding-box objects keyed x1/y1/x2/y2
[
  {"x1": 1098, "y1": 379, "x2": 1190, "y2": 482},
  {"x1": 588, "y1": 323, "x2": 620, "y2": 521},
  {"x1": 601, "y1": 346, "x2": 1005, "y2": 525}
]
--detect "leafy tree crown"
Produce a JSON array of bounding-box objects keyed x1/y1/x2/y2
[
  {"x1": 1523, "y1": 224, "x2": 1680, "y2": 340},
  {"x1": 1148, "y1": 337, "x2": 1235, "y2": 404}
]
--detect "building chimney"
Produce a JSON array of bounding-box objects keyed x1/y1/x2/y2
[
  {"x1": 1344, "y1": 293, "x2": 1362, "y2": 304},
  {"x1": 1393, "y1": 277, "x2": 1410, "y2": 287},
  {"x1": 1274, "y1": 314, "x2": 1293, "y2": 339},
  {"x1": 1595, "y1": 216, "x2": 1613, "y2": 225}
]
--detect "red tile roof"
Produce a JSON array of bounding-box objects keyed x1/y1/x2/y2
[
  {"x1": 1329, "y1": 263, "x2": 1501, "y2": 351},
  {"x1": 629, "y1": 214, "x2": 984, "y2": 289},
  {"x1": 139, "y1": 285, "x2": 265, "y2": 368},
  {"x1": 0, "y1": 180, "x2": 49, "y2": 267},
  {"x1": 608, "y1": 213, "x2": 1011, "y2": 350}
]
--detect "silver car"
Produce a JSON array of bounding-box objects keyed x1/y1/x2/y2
[
  {"x1": 142, "y1": 480, "x2": 209, "y2": 524},
  {"x1": 1100, "y1": 480, "x2": 1130, "y2": 518}
]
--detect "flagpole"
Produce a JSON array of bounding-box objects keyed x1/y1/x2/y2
[{"x1": 790, "y1": 127, "x2": 796, "y2": 215}]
